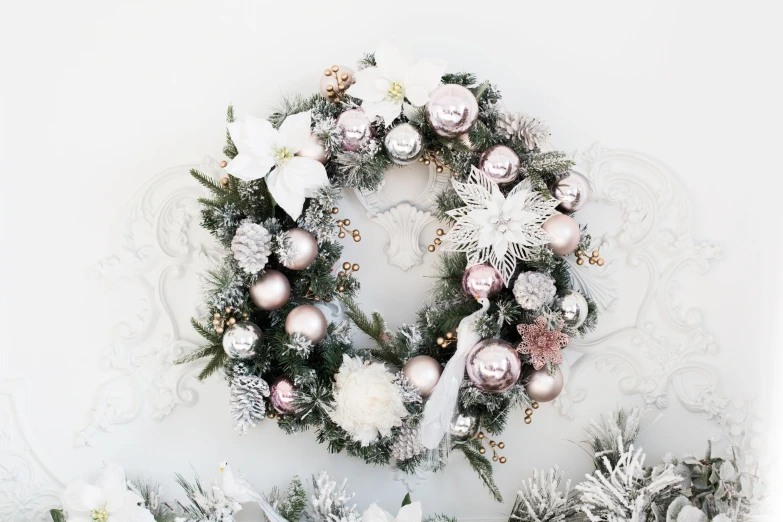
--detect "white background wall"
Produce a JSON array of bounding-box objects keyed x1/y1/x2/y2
[{"x1": 1, "y1": 1, "x2": 781, "y2": 520}]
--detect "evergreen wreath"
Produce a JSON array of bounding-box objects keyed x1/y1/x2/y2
[{"x1": 182, "y1": 43, "x2": 605, "y2": 500}]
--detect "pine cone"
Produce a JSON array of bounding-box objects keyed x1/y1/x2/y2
[
  {"x1": 231, "y1": 222, "x2": 272, "y2": 274},
  {"x1": 230, "y1": 374, "x2": 270, "y2": 435},
  {"x1": 391, "y1": 421, "x2": 424, "y2": 461},
  {"x1": 498, "y1": 112, "x2": 551, "y2": 151},
  {"x1": 513, "y1": 271, "x2": 556, "y2": 310}
]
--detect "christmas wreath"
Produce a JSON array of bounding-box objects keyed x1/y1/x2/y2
[{"x1": 182, "y1": 43, "x2": 603, "y2": 499}]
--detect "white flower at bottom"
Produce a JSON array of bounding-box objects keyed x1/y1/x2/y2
[
  {"x1": 60, "y1": 462, "x2": 155, "y2": 522},
  {"x1": 362, "y1": 502, "x2": 422, "y2": 522},
  {"x1": 329, "y1": 355, "x2": 407, "y2": 446}
]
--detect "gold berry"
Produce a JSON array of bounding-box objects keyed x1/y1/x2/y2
[
  {"x1": 338, "y1": 232, "x2": 346, "y2": 238},
  {"x1": 434, "y1": 238, "x2": 442, "y2": 245},
  {"x1": 436, "y1": 229, "x2": 445, "y2": 236},
  {"x1": 498, "y1": 442, "x2": 505, "y2": 449},
  {"x1": 351, "y1": 263, "x2": 360, "y2": 271},
  {"x1": 524, "y1": 416, "x2": 532, "y2": 424},
  {"x1": 353, "y1": 235, "x2": 361, "y2": 242},
  {"x1": 576, "y1": 250, "x2": 583, "y2": 257},
  {"x1": 343, "y1": 218, "x2": 351, "y2": 226},
  {"x1": 576, "y1": 258, "x2": 584, "y2": 265},
  {"x1": 219, "y1": 160, "x2": 228, "y2": 168},
  {"x1": 532, "y1": 401, "x2": 539, "y2": 409},
  {"x1": 479, "y1": 447, "x2": 486, "y2": 454},
  {"x1": 427, "y1": 245, "x2": 435, "y2": 252},
  {"x1": 597, "y1": 258, "x2": 605, "y2": 266},
  {"x1": 331, "y1": 207, "x2": 339, "y2": 214},
  {"x1": 338, "y1": 286, "x2": 345, "y2": 292},
  {"x1": 478, "y1": 432, "x2": 485, "y2": 439},
  {"x1": 436, "y1": 337, "x2": 445, "y2": 345},
  {"x1": 324, "y1": 69, "x2": 332, "y2": 76},
  {"x1": 343, "y1": 262, "x2": 351, "y2": 270},
  {"x1": 331, "y1": 65, "x2": 339, "y2": 72},
  {"x1": 436, "y1": 166, "x2": 444, "y2": 173},
  {"x1": 215, "y1": 327, "x2": 224, "y2": 334},
  {"x1": 499, "y1": 457, "x2": 507, "y2": 464},
  {"x1": 220, "y1": 177, "x2": 229, "y2": 186},
  {"x1": 525, "y1": 408, "x2": 533, "y2": 416},
  {"x1": 445, "y1": 332, "x2": 453, "y2": 339}
]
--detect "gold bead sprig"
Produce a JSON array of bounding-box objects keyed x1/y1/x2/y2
[
  {"x1": 336, "y1": 217, "x2": 361, "y2": 242},
  {"x1": 524, "y1": 401, "x2": 540, "y2": 424},
  {"x1": 337, "y1": 262, "x2": 360, "y2": 293},
  {"x1": 576, "y1": 249, "x2": 604, "y2": 266},
  {"x1": 267, "y1": 411, "x2": 283, "y2": 421},
  {"x1": 436, "y1": 327, "x2": 458, "y2": 348},
  {"x1": 323, "y1": 65, "x2": 353, "y2": 102},
  {"x1": 212, "y1": 307, "x2": 249, "y2": 334},
  {"x1": 219, "y1": 160, "x2": 229, "y2": 186},
  {"x1": 426, "y1": 228, "x2": 447, "y2": 253},
  {"x1": 477, "y1": 432, "x2": 507, "y2": 464},
  {"x1": 417, "y1": 154, "x2": 446, "y2": 174}
]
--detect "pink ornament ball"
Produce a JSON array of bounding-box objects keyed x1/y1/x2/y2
[{"x1": 543, "y1": 214, "x2": 580, "y2": 255}]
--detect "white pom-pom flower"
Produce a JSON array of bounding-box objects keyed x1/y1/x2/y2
[{"x1": 329, "y1": 355, "x2": 408, "y2": 446}]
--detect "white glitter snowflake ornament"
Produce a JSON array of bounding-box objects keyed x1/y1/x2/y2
[{"x1": 442, "y1": 166, "x2": 558, "y2": 285}]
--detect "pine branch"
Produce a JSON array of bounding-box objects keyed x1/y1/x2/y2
[
  {"x1": 453, "y1": 440, "x2": 503, "y2": 502},
  {"x1": 191, "y1": 168, "x2": 225, "y2": 196},
  {"x1": 343, "y1": 298, "x2": 388, "y2": 346},
  {"x1": 50, "y1": 510, "x2": 66, "y2": 522},
  {"x1": 198, "y1": 351, "x2": 227, "y2": 380},
  {"x1": 224, "y1": 104, "x2": 238, "y2": 159}
]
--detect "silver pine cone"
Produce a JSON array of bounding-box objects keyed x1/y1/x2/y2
[
  {"x1": 513, "y1": 271, "x2": 557, "y2": 310},
  {"x1": 231, "y1": 222, "x2": 272, "y2": 274},
  {"x1": 391, "y1": 422, "x2": 424, "y2": 461},
  {"x1": 230, "y1": 374, "x2": 270, "y2": 435},
  {"x1": 498, "y1": 112, "x2": 551, "y2": 151}
]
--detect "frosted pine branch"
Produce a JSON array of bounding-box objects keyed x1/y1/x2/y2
[{"x1": 510, "y1": 467, "x2": 573, "y2": 522}]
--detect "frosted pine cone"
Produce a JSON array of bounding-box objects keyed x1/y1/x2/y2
[
  {"x1": 498, "y1": 112, "x2": 551, "y2": 151},
  {"x1": 231, "y1": 222, "x2": 272, "y2": 274},
  {"x1": 391, "y1": 421, "x2": 424, "y2": 461},
  {"x1": 230, "y1": 374, "x2": 269, "y2": 435},
  {"x1": 513, "y1": 272, "x2": 556, "y2": 310}
]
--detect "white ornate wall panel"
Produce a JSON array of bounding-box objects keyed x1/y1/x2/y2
[{"x1": 1, "y1": 2, "x2": 779, "y2": 521}]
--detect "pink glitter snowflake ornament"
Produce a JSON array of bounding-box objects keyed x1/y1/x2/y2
[{"x1": 516, "y1": 316, "x2": 570, "y2": 370}]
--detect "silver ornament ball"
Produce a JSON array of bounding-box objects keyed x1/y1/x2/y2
[
  {"x1": 462, "y1": 264, "x2": 503, "y2": 299},
  {"x1": 524, "y1": 365, "x2": 564, "y2": 403},
  {"x1": 426, "y1": 84, "x2": 479, "y2": 138},
  {"x1": 222, "y1": 321, "x2": 263, "y2": 359},
  {"x1": 479, "y1": 145, "x2": 521, "y2": 184},
  {"x1": 402, "y1": 355, "x2": 442, "y2": 398},
  {"x1": 297, "y1": 134, "x2": 328, "y2": 164},
  {"x1": 285, "y1": 304, "x2": 328, "y2": 344},
  {"x1": 557, "y1": 290, "x2": 588, "y2": 329},
  {"x1": 281, "y1": 228, "x2": 319, "y2": 271},
  {"x1": 449, "y1": 411, "x2": 480, "y2": 444},
  {"x1": 550, "y1": 171, "x2": 591, "y2": 212},
  {"x1": 270, "y1": 376, "x2": 297, "y2": 414},
  {"x1": 543, "y1": 214, "x2": 581, "y2": 255},
  {"x1": 249, "y1": 269, "x2": 291, "y2": 311},
  {"x1": 384, "y1": 123, "x2": 423, "y2": 164},
  {"x1": 466, "y1": 339, "x2": 522, "y2": 393},
  {"x1": 337, "y1": 109, "x2": 372, "y2": 151}
]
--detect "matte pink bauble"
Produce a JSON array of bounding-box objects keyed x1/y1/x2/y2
[
  {"x1": 402, "y1": 355, "x2": 442, "y2": 398},
  {"x1": 319, "y1": 65, "x2": 355, "y2": 99},
  {"x1": 543, "y1": 214, "x2": 580, "y2": 255},
  {"x1": 270, "y1": 376, "x2": 297, "y2": 414},
  {"x1": 479, "y1": 145, "x2": 520, "y2": 184},
  {"x1": 337, "y1": 109, "x2": 372, "y2": 151},
  {"x1": 285, "y1": 304, "x2": 328, "y2": 344},
  {"x1": 249, "y1": 270, "x2": 290, "y2": 311},
  {"x1": 462, "y1": 264, "x2": 503, "y2": 299},
  {"x1": 297, "y1": 134, "x2": 328, "y2": 164},
  {"x1": 426, "y1": 84, "x2": 479, "y2": 138},
  {"x1": 523, "y1": 365, "x2": 564, "y2": 403},
  {"x1": 466, "y1": 339, "x2": 521, "y2": 393},
  {"x1": 281, "y1": 228, "x2": 319, "y2": 271}
]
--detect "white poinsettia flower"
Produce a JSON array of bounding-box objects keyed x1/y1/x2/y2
[
  {"x1": 442, "y1": 167, "x2": 558, "y2": 285},
  {"x1": 362, "y1": 501, "x2": 422, "y2": 522},
  {"x1": 61, "y1": 462, "x2": 155, "y2": 522},
  {"x1": 351, "y1": 43, "x2": 446, "y2": 125},
  {"x1": 226, "y1": 111, "x2": 329, "y2": 220}
]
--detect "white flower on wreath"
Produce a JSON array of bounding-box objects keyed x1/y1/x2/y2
[
  {"x1": 226, "y1": 111, "x2": 329, "y2": 220},
  {"x1": 362, "y1": 502, "x2": 422, "y2": 522},
  {"x1": 60, "y1": 462, "x2": 155, "y2": 522},
  {"x1": 441, "y1": 166, "x2": 559, "y2": 286},
  {"x1": 351, "y1": 42, "x2": 447, "y2": 126},
  {"x1": 329, "y1": 355, "x2": 408, "y2": 446}
]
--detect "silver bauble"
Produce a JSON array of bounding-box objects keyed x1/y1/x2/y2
[
  {"x1": 337, "y1": 109, "x2": 372, "y2": 151},
  {"x1": 557, "y1": 290, "x2": 588, "y2": 329},
  {"x1": 402, "y1": 355, "x2": 442, "y2": 398},
  {"x1": 550, "y1": 171, "x2": 591, "y2": 212},
  {"x1": 297, "y1": 134, "x2": 328, "y2": 164},
  {"x1": 466, "y1": 339, "x2": 522, "y2": 393},
  {"x1": 461, "y1": 264, "x2": 503, "y2": 299},
  {"x1": 524, "y1": 365, "x2": 564, "y2": 403},
  {"x1": 449, "y1": 411, "x2": 480, "y2": 444},
  {"x1": 270, "y1": 376, "x2": 297, "y2": 414},
  {"x1": 285, "y1": 304, "x2": 328, "y2": 344},
  {"x1": 281, "y1": 228, "x2": 319, "y2": 271},
  {"x1": 384, "y1": 123, "x2": 423, "y2": 164},
  {"x1": 319, "y1": 65, "x2": 355, "y2": 99},
  {"x1": 543, "y1": 214, "x2": 580, "y2": 255},
  {"x1": 222, "y1": 321, "x2": 263, "y2": 359},
  {"x1": 426, "y1": 84, "x2": 479, "y2": 138},
  {"x1": 478, "y1": 145, "x2": 521, "y2": 184},
  {"x1": 249, "y1": 269, "x2": 290, "y2": 311}
]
